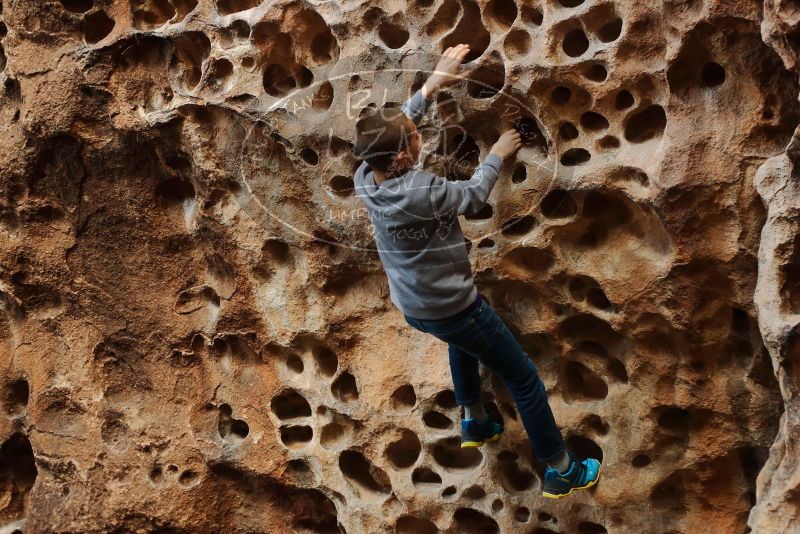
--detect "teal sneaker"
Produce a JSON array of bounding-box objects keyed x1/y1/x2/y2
[
  {"x1": 542, "y1": 449, "x2": 601, "y2": 498},
  {"x1": 461, "y1": 415, "x2": 503, "y2": 448}
]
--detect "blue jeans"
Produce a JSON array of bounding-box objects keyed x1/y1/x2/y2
[{"x1": 404, "y1": 297, "x2": 566, "y2": 463}]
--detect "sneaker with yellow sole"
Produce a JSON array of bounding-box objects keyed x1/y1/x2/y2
[{"x1": 542, "y1": 449, "x2": 601, "y2": 498}]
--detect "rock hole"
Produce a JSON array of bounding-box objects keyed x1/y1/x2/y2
[
  {"x1": 435, "y1": 389, "x2": 457, "y2": 409},
  {"x1": 442, "y1": 485, "x2": 457, "y2": 497},
  {"x1": 560, "y1": 148, "x2": 591, "y2": 166},
  {"x1": 391, "y1": 384, "x2": 416, "y2": 411},
  {"x1": 578, "y1": 522, "x2": 608, "y2": 534},
  {"x1": 303, "y1": 10, "x2": 339, "y2": 64},
  {"x1": 312, "y1": 345, "x2": 338, "y2": 378},
  {"x1": 82, "y1": 10, "x2": 115, "y2": 44},
  {"x1": 558, "y1": 0, "x2": 584, "y2": 7},
  {"x1": 321, "y1": 418, "x2": 349, "y2": 448},
  {"x1": 295, "y1": 66, "x2": 313, "y2": 88},
  {"x1": 5, "y1": 378, "x2": 29, "y2": 416},
  {"x1": 559, "y1": 122, "x2": 580, "y2": 140},
  {"x1": 423, "y1": 411, "x2": 453, "y2": 429},
  {"x1": 467, "y1": 63, "x2": 505, "y2": 99},
  {"x1": 451, "y1": 507, "x2": 499, "y2": 533},
  {"x1": 615, "y1": 89, "x2": 634, "y2": 109},
  {"x1": 229, "y1": 19, "x2": 250, "y2": 39},
  {"x1": 513, "y1": 116, "x2": 548, "y2": 152},
  {"x1": 270, "y1": 389, "x2": 312, "y2": 420},
  {"x1": 300, "y1": 147, "x2": 319, "y2": 166},
  {"x1": 632, "y1": 453, "x2": 651, "y2": 467},
  {"x1": 441, "y1": 0, "x2": 491, "y2": 62},
  {"x1": 396, "y1": 515, "x2": 438, "y2": 534},
  {"x1": 739, "y1": 445, "x2": 770, "y2": 506},
  {"x1": 583, "y1": 63, "x2": 608, "y2": 82},
  {"x1": 286, "y1": 459, "x2": 313, "y2": 485},
  {"x1": 131, "y1": 0, "x2": 176, "y2": 30},
  {"x1": 385, "y1": 429, "x2": 421, "y2": 469},
  {"x1": 331, "y1": 371, "x2": 359, "y2": 403},
  {"x1": 587, "y1": 287, "x2": 612, "y2": 310},
  {"x1": 426, "y1": 0, "x2": 460, "y2": 38},
  {"x1": 263, "y1": 63, "x2": 296, "y2": 97},
  {"x1": 541, "y1": 189, "x2": 577, "y2": 218},
  {"x1": 551, "y1": 86, "x2": 571, "y2": 105},
  {"x1": 492, "y1": 498, "x2": 504, "y2": 513},
  {"x1": 179, "y1": 469, "x2": 198, "y2": 487},
  {"x1": 218, "y1": 403, "x2": 249, "y2": 443},
  {"x1": 60, "y1": 0, "x2": 93, "y2": 13},
  {"x1": 496, "y1": 450, "x2": 535, "y2": 492},
  {"x1": 206, "y1": 58, "x2": 233, "y2": 93},
  {"x1": 538, "y1": 512, "x2": 555, "y2": 522},
  {"x1": 0, "y1": 433, "x2": 37, "y2": 515},
  {"x1": 501, "y1": 215, "x2": 537, "y2": 236},
  {"x1": 657, "y1": 406, "x2": 691, "y2": 435},
  {"x1": 215, "y1": 0, "x2": 259, "y2": 15},
  {"x1": 378, "y1": 19, "x2": 409, "y2": 49},
  {"x1": 582, "y1": 191, "x2": 632, "y2": 227},
  {"x1": 700, "y1": 62, "x2": 725, "y2": 87},
  {"x1": 566, "y1": 434, "x2": 604, "y2": 463},
  {"x1": 504, "y1": 29, "x2": 531, "y2": 57},
  {"x1": 502, "y1": 247, "x2": 555, "y2": 275},
  {"x1": 563, "y1": 28, "x2": 589, "y2": 57},
  {"x1": 170, "y1": 32, "x2": 211, "y2": 90},
  {"x1": 521, "y1": 5, "x2": 543, "y2": 25},
  {"x1": 149, "y1": 465, "x2": 164, "y2": 484},
  {"x1": 580, "y1": 111, "x2": 609, "y2": 132},
  {"x1": 465, "y1": 203, "x2": 494, "y2": 221},
  {"x1": 433, "y1": 437, "x2": 482, "y2": 470},
  {"x1": 390, "y1": 384, "x2": 417, "y2": 412},
  {"x1": 339, "y1": 450, "x2": 392, "y2": 495},
  {"x1": 412, "y1": 467, "x2": 442, "y2": 488},
  {"x1": 313, "y1": 81, "x2": 334, "y2": 111},
  {"x1": 582, "y1": 413, "x2": 610, "y2": 435},
  {"x1": 512, "y1": 163, "x2": 527, "y2": 183},
  {"x1": 329, "y1": 175, "x2": 355, "y2": 197},
  {"x1": 624, "y1": 104, "x2": 667, "y2": 143},
  {"x1": 280, "y1": 425, "x2": 313, "y2": 447},
  {"x1": 478, "y1": 238, "x2": 496, "y2": 248},
  {"x1": 463, "y1": 485, "x2": 485, "y2": 499},
  {"x1": 596, "y1": 17, "x2": 622, "y2": 42},
  {"x1": 515, "y1": 506, "x2": 530, "y2": 522},
  {"x1": 598, "y1": 136, "x2": 619, "y2": 149},
  {"x1": 486, "y1": 0, "x2": 518, "y2": 32},
  {"x1": 561, "y1": 359, "x2": 610, "y2": 399}
]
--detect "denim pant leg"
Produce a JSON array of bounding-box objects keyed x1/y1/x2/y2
[
  {"x1": 471, "y1": 302, "x2": 566, "y2": 462},
  {"x1": 405, "y1": 300, "x2": 566, "y2": 463},
  {"x1": 447, "y1": 344, "x2": 482, "y2": 406},
  {"x1": 404, "y1": 314, "x2": 482, "y2": 407}
]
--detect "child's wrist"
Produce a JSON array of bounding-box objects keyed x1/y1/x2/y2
[{"x1": 421, "y1": 81, "x2": 437, "y2": 99}]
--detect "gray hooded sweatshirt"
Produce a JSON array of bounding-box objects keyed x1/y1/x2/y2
[{"x1": 353, "y1": 89, "x2": 503, "y2": 320}]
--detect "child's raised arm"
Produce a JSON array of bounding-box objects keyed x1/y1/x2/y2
[
  {"x1": 400, "y1": 44, "x2": 472, "y2": 125},
  {"x1": 429, "y1": 129, "x2": 522, "y2": 217}
]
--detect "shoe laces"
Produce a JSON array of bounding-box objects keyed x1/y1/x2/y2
[{"x1": 575, "y1": 459, "x2": 587, "y2": 483}]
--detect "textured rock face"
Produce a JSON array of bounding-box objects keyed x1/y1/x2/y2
[{"x1": 0, "y1": 0, "x2": 799, "y2": 532}]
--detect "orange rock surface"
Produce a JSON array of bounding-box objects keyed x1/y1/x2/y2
[{"x1": 0, "y1": 0, "x2": 798, "y2": 532}]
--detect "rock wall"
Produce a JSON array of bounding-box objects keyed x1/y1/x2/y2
[{"x1": 0, "y1": 0, "x2": 798, "y2": 532}]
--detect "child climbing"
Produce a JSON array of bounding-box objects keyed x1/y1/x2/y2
[{"x1": 351, "y1": 44, "x2": 601, "y2": 499}]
